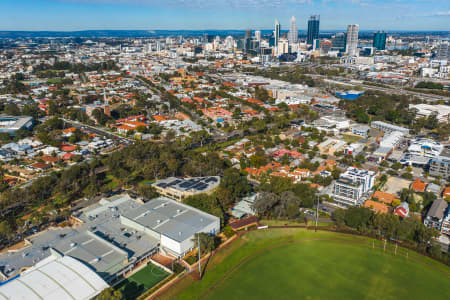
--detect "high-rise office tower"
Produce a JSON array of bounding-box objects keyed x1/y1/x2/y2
[
  {"x1": 346, "y1": 24, "x2": 359, "y2": 56},
  {"x1": 436, "y1": 42, "x2": 449, "y2": 60},
  {"x1": 225, "y1": 36, "x2": 234, "y2": 49},
  {"x1": 245, "y1": 29, "x2": 252, "y2": 39},
  {"x1": 288, "y1": 16, "x2": 298, "y2": 44},
  {"x1": 373, "y1": 31, "x2": 387, "y2": 50},
  {"x1": 274, "y1": 19, "x2": 281, "y2": 47},
  {"x1": 255, "y1": 30, "x2": 261, "y2": 42},
  {"x1": 307, "y1": 15, "x2": 320, "y2": 45},
  {"x1": 332, "y1": 32, "x2": 346, "y2": 52}
]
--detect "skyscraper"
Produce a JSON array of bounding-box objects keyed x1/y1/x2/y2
[
  {"x1": 274, "y1": 19, "x2": 281, "y2": 47},
  {"x1": 373, "y1": 31, "x2": 387, "y2": 50},
  {"x1": 436, "y1": 42, "x2": 449, "y2": 60},
  {"x1": 288, "y1": 16, "x2": 298, "y2": 44},
  {"x1": 332, "y1": 32, "x2": 346, "y2": 52},
  {"x1": 255, "y1": 30, "x2": 261, "y2": 42},
  {"x1": 245, "y1": 29, "x2": 252, "y2": 39},
  {"x1": 307, "y1": 15, "x2": 320, "y2": 45},
  {"x1": 346, "y1": 24, "x2": 359, "y2": 56}
]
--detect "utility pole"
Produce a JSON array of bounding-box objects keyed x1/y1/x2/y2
[
  {"x1": 383, "y1": 239, "x2": 387, "y2": 252},
  {"x1": 395, "y1": 243, "x2": 398, "y2": 255},
  {"x1": 315, "y1": 195, "x2": 319, "y2": 232},
  {"x1": 198, "y1": 233, "x2": 201, "y2": 278}
]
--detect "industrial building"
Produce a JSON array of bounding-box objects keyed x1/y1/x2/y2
[
  {"x1": 0, "y1": 115, "x2": 33, "y2": 135},
  {"x1": 0, "y1": 194, "x2": 220, "y2": 286},
  {"x1": 153, "y1": 176, "x2": 220, "y2": 201}
]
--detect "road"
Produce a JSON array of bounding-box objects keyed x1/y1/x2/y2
[{"x1": 61, "y1": 118, "x2": 133, "y2": 144}]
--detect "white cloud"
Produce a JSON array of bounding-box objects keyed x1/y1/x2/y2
[
  {"x1": 57, "y1": 0, "x2": 313, "y2": 8},
  {"x1": 432, "y1": 10, "x2": 450, "y2": 16}
]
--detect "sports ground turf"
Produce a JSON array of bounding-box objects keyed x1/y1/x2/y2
[
  {"x1": 117, "y1": 263, "x2": 169, "y2": 300},
  {"x1": 164, "y1": 229, "x2": 450, "y2": 300}
]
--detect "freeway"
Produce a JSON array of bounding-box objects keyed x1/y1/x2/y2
[{"x1": 312, "y1": 74, "x2": 449, "y2": 102}]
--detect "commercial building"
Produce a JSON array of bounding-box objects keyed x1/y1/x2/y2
[
  {"x1": 408, "y1": 138, "x2": 443, "y2": 158},
  {"x1": 288, "y1": 16, "x2": 298, "y2": 44},
  {"x1": 0, "y1": 255, "x2": 109, "y2": 300},
  {"x1": 332, "y1": 167, "x2": 375, "y2": 207},
  {"x1": 153, "y1": 176, "x2": 220, "y2": 201},
  {"x1": 332, "y1": 32, "x2": 346, "y2": 52},
  {"x1": 379, "y1": 131, "x2": 405, "y2": 149},
  {"x1": 346, "y1": 24, "x2": 359, "y2": 56},
  {"x1": 274, "y1": 19, "x2": 281, "y2": 47},
  {"x1": 307, "y1": 15, "x2": 320, "y2": 45},
  {"x1": 429, "y1": 153, "x2": 450, "y2": 178},
  {"x1": 373, "y1": 31, "x2": 387, "y2": 50},
  {"x1": 409, "y1": 104, "x2": 450, "y2": 122},
  {"x1": 0, "y1": 115, "x2": 33, "y2": 135},
  {"x1": 351, "y1": 125, "x2": 370, "y2": 137},
  {"x1": 436, "y1": 42, "x2": 449, "y2": 60},
  {"x1": 370, "y1": 121, "x2": 409, "y2": 135}
]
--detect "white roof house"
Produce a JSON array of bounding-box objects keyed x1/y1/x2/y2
[{"x1": 0, "y1": 255, "x2": 108, "y2": 300}]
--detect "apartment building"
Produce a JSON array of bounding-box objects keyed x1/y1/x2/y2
[{"x1": 332, "y1": 167, "x2": 375, "y2": 207}]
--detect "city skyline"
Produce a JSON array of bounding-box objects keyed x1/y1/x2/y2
[{"x1": 0, "y1": 0, "x2": 449, "y2": 31}]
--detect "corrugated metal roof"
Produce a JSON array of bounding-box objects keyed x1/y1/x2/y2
[{"x1": 0, "y1": 255, "x2": 108, "y2": 300}]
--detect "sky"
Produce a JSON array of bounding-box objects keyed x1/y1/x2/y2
[{"x1": 0, "y1": 0, "x2": 449, "y2": 31}]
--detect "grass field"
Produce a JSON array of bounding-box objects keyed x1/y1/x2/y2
[
  {"x1": 117, "y1": 263, "x2": 169, "y2": 300},
  {"x1": 162, "y1": 229, "x2": 450, "y2": 300},
  {"x1": 342, "y1": 133, "x2": 363, "y2": 143}
]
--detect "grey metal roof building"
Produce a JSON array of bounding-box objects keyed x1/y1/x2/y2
[
  {"x1": 0, "y1": 193, "x2": 220, "y2": 285},
  {"x1": 121, "y1": 196, "x2": 220, "y2": 257},
  {"x1": 424, "y1": 198, "x2": 448, "y2": 231},
  {"x1": 0, "y1": 115, "x2": 33, "y2": 135}
]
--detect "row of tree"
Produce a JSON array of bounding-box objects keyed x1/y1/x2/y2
[{"x1": 331, "y1": 207, "x2": 446, "y2": 262}]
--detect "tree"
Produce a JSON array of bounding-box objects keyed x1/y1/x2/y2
[
  {"x1": 137, "y1": 184, "x2": 157, "y2": 199},
  {"x1": 220, "y1": 168, "x2": 251, "y2": 200},
  {"x1": 97, "y1": 287, "x2": 123, "y2": 300},
  {"x1": 92, "y1": 108, "x2": 110, "y2": 126},
  {"x1": 0, "y1": 220, "x2": 12, "y2": 239},
  {"x1": 192, "y1": 232, "x2": 215, "y2": 255},
  {"x1": 331, "y1": 209, "x2": 346, "y2": 227}
]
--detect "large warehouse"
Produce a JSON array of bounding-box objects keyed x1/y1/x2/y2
[
  {"x1": 0, "y1": 255, "x2": 108, "y2": 300},
  {"x1": 121, "y1": 196, "x2": 220, "y2": 257},
  {"x1": 0, "y1": 194, "x2": 220, "y2": 286}
]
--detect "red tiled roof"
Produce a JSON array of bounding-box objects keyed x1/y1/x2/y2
[
  {"x1": 364, "y1": 200, "x2": 389, "y2": 214},
  {"x1": 411, "y1": 179, "x2": 427, "y2": 192},
  {"x1": 372, "y1": 191, "x2": 397, "y2": 204}
]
